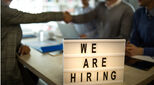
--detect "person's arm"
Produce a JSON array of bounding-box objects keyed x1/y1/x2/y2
[
  {"x1": 126, "y1": 43, "x2": 154, "y2": 57},
  {"x1": 2, "y1": 5, "x2": 64, "y2": 25},
  {"x1": 119, "y1": 7, "x2": 134, "y2": 40},
  {"x1": 72, "y1": 9, "x2": 97, "y2": 23},
  {"x1": 130, "y1": 11, "x2": 142, "y2": 47}
]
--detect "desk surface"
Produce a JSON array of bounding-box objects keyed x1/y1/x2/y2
[
  {"x1": 18, "y1": 48, "x2": 63, "y2": 85},
  {"x1": 132, "y1": 55, "x2": 154, "y2": 63},
  {"x1": 18, "y1": 48, "x2": 154, "y2": 85}
]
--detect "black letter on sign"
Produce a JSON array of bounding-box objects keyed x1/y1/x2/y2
[
  {"x1": 81, "y1": 73, "x2": 83, "y2": 82},
  {"x1": 71, "y1": 73, "x2": 76, "y2": 83},
  {"x1": 83, "y1": 59, "x2": 89, "y2": 68},
  {"x1": 81, "y1": 43, "x2": 87, "y2": 53},
  {"x1": 97, "y1": 72, "x2": 99, "y2": 81},
  {"x1": 111, "y1": 71, "x2": 116, "y2": 80},
  {"x1": 93, "y1": 58, "x2": 98, "y2": 68},
  {"x1": 102, "y1": 57, "x2": 106, "y2": 67},
  {"x1": 87, "y1": 72, "x2": 92, "y2": 82},
  {"x1": 92, "y1": 43, "x2": 96, "y2": 53},
  {"x1": 103, "y1": 71, "x2": 108, "y2": 80}
]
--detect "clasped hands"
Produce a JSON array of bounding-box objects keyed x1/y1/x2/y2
[
  {"x1": 125, "y1": 41, "x2": 144, "y2": 57},
  {"x1": 63, "y1": 11, "x2": 72, "y2": 23}
]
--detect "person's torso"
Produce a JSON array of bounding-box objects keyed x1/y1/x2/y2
[
  {"x1": 135, "y1": 8, "x2": 154, "y2": 47},
  {"x1": 1, "y1": 2, "x2": 24, "y2": 84},
  {"x1": 96, "y1": 2, "x2": 132, "y2": 38}
]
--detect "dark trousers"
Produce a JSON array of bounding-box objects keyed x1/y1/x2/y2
[{"x1": 18, "y1": 62, "x2": 39, "y2": 85}]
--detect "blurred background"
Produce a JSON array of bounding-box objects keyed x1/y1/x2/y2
[{"x1": 9, "y1": 0, "x2": 139, "y2": 40}]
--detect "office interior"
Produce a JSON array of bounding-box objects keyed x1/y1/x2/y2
[
  {"x1": 3, "y1": 0, "x2": 154, "y2": 85},
  {"x1": 9, "y1": 0, "x2": 139, "y2": 40}
]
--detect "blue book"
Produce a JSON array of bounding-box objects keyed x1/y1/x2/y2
[{"x1": 23, "y1": 40, "x2": 63, "y2": 53}]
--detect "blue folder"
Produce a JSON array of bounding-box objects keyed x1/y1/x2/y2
[
  {"x1": 22, "y1": 34, "x2": 36, "y2": 38},
  {"x1": 23, "y1": 40, "x2": 63, "y2": 53}
]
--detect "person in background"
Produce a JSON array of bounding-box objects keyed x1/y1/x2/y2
[
  {"x1": 74, "y1": 0, "x2": 97, "y2": 38},
  {"x1": 126, "y1": 0, "x2": 154, "y2": 58},
  {"x1": 1, "y1": 0, "x2": 71, "y2": 85},
  {"x1": 124, "y1": 0, "x2": 139, "y2": 10},
  {"x1": 65, "y1": 0, "x2": 134, "y2": 40}
]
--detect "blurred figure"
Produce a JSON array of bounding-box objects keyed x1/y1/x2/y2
[
  {"x1": 74, "y1": 0, "x2": 97, "y2": 38},
  {"x1": 126, "y1": 0, "x2": 154, "y2": 57},
  {"x1": 1, "y1": 0, "x2": 70, "y2": 85},
  {"x1": 124, "y1": 0, "x2": 139, "y2": 10},
  {"x1": 125, "y1": 0, "x2": 154, "y2": 70},
  {"x1": 66, "y1": 0, "x2": 134, "y2": 40}
]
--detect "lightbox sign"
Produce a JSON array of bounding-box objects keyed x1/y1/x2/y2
[{"x1": 63, "y1": 39, "x2": 125, "y2": 85}]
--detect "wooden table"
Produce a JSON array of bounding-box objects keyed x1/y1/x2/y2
[
  {"x1": 18, "y1": 48, "x2": 154, "y2": 85},
  {"x1": 124, "y1": 65, "x2": 154, "y2": 85},
  {"x1": 18, "y1": 48, "x2": 63, "y2": 85}
]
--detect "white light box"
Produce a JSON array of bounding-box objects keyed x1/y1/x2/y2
[{"x1": 63, "y1": 39, "x2": 125, "y2": 85}]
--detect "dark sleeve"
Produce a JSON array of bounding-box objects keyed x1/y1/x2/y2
[
  {"x1": 119, "y1": 7, "x2": 134, "y2": 40},
  {"x1": 2, "y1": 5, "x2": 64, "y2": 25},
  {"x1": 130, "y1": 11, "x2": 142, "y2": 47}
]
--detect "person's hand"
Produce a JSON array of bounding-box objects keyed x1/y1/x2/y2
[
  {"x1": 125, "y1": 41, "x2": 131, "y2": 56},
  {"x1": 18, "y1": 45, "x2": 31, "y2": 56},
  {"x1": 80, "y1": 34, "x2": 87, "y2": 38},
  {"x1": 63, "y1": 11, "x2": 72, "y2": 23},
  {"x1": 126, "y1": 41, "x2": 144, "y2": 57}
]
